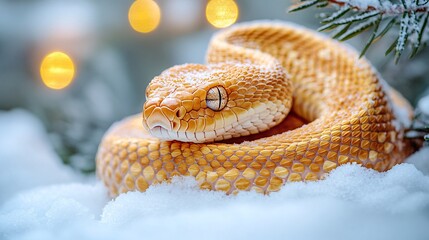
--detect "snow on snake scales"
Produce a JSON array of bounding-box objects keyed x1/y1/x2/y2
[{"x1": 96, "y1": 21, "x2": 415, "y2": 196}]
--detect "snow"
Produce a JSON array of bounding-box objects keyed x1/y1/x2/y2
[
  {"x1": 1, "y1": 104, "x2": 429, "y2": 240},
  {"x1": 337, "y1": 0, "x2": 382, "y2": 9},
  {"x1": 332, "y1": 0, "x2": 429, "y2": 53},
  {"x1": 336, "y1": 0, "x2": 429, "y2": 15},
  {"x1": 418, "y1": 94, "x2": 429, "y2": 115},
  {"x1": 0, "y1": 110, "x2": 77, "y2": 204}
]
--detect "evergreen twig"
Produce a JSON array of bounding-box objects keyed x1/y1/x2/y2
[
  {"x1": 405, "y1": 109, "x2": 429, "y2": 144},
  {"x1": 289, "y1": 0, "x2": 429, "y2": 62}
]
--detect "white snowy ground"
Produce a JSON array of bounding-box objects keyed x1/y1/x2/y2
[{"x1": 1, "y1": 107, "x2": 429, "y2": 240}]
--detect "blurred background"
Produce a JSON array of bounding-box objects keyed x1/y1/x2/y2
[{"x1": 0, "y1": 0, "x2": 428, "y2": 173}]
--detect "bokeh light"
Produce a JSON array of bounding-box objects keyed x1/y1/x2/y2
[
  {"x1": 128, "y1": 0, "x2": 161, "y2": 33},
  {"x1": 40, "y1": 51, "x2": 75, "y2": 90},
  {"x1": 206, "y1": 0, "x2": 238, "y2": 28}
]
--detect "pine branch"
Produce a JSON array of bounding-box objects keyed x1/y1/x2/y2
[
  {"x1": 321, "y1": 7, "x2": 350, "y2": 23},
  {"x1": 338, "y1": 16, "x2": 381, "y2": 41},
  {"x1": 360, "y1": 15, "x2": 383, "y2": 57},
  {"x1": 289, "y1": 0, "x2": 320, "y2": 12},
  {"x1": 327, "y1": 0, "x2": 429, "y2": 14},
  {"x1": 405, "y1": 108, "x2": 429, "y2": 144},
  {"x1": 410, "y1": 12, "x2": 429, "y2": 57},
  {"x1": 289, "y1": 0, "x2": 429, "y2": 62}
]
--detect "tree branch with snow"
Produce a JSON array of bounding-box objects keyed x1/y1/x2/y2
[{"x1": 289, "y1": 0, "x2": 429, "y2": 63}]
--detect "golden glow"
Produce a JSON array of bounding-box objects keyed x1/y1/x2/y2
[
  {"x1": 128, "y1": 0, "x2": 161, "y2": 33},
  {"x1": 206, "y1": 0, "x2": 238, "y2": 28},
  {"x1": 40, "y1": 52, "x2": 75, "y2": 90}
]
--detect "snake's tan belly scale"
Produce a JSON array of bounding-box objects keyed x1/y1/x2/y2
[{"x1": 96, "y1": 22, "x2": 414, "y2": 196}]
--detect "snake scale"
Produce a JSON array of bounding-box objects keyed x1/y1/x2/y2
[{"x1": 96, "y1": 21, "x2": 414, "y2": 196}]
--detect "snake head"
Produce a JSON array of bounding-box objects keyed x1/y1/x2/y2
[{"x1": 142, "y1": 63, "x2": 292, "y2": 143}]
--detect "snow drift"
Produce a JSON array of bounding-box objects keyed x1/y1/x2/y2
[{"x1": 1, "y1": 106, "x2": 429, "y2": 240}]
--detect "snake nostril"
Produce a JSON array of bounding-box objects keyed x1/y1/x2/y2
[{"x1": 175, "y1": 106, "x2": 186, "y2": 119}]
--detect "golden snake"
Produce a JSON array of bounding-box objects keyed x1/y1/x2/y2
[{"x1": 96, "y1": 21, "x2": 415, "y2": 196}]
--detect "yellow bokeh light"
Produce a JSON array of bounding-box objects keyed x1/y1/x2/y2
[
  {"x1": 128, "y1": 0, "x2": 161, "y2": 33},
  {"x1": 40, "y1": 51, "x2": 75, "y2": 90},
  {"x1": 206, "y1": 0, "x2": 238, "y2": 28}
]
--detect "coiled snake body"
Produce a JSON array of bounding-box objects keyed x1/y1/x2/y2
[{"x1": 97, "y1": 22, "x2": 414, "y2": 196}]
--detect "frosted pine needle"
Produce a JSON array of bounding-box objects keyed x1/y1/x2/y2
[{"x1": 289, "y1": 0, "x2": 429, "y2": 62}]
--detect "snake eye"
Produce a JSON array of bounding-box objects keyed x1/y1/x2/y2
[{"x1": 206, "y1": 86, "x2": 228, "y2": 111}]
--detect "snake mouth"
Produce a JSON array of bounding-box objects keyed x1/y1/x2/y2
[
  {"x1": 149, "y1": 126, "x2": 173, "y2": 140},
  {"x1": 149, "y1": 126, "x2": 213, "y2": 143}
]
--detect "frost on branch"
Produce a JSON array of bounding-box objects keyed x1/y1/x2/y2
[{"x1": 289, "y1": 0, "x2": 429, "y2": 62}]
